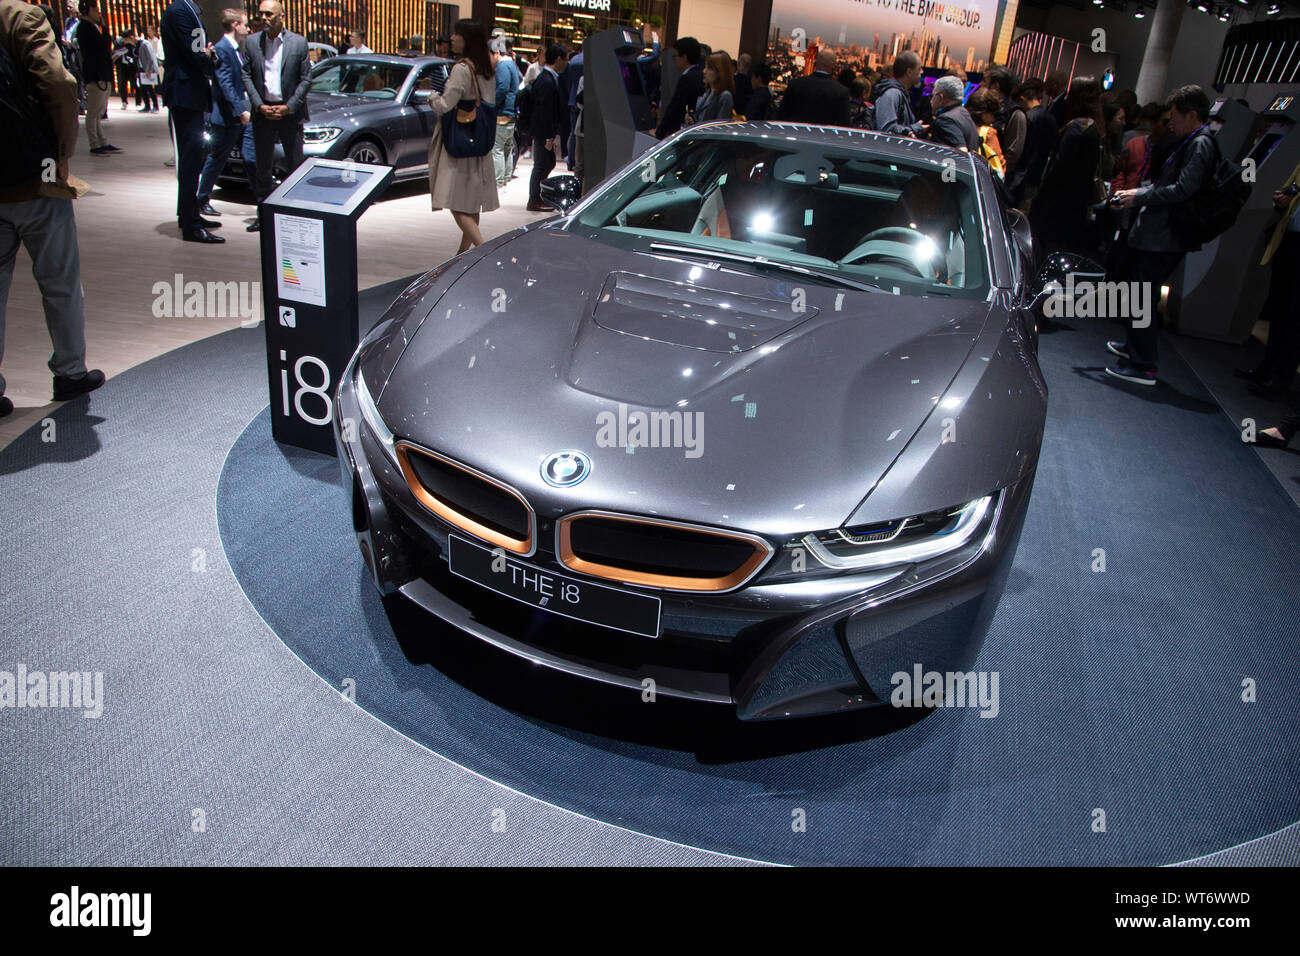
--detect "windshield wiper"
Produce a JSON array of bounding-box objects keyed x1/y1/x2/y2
[{"x1": 648, "y1": 241, "x2": 888, "y2": 294}]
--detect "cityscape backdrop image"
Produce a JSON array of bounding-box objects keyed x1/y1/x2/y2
[{"x1": 765, "y1": 0, "x2": 999, "y2": 94}]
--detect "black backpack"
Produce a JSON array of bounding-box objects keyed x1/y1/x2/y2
[
  {"x1": 0, "y1": 41, "x2": 57, "y2": 189},
  {"x1": 1168, "y1": 134, "x2": 1253, "y2": 250},
  {"x1": 515, "y1": 82, "x2": 533, "y2": 135}
]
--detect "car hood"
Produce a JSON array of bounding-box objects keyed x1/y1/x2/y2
[
  {"x1": 379, "y1": 227, "x2": 993, "y2": 537},
  {"x1": 305, "y1": 92, "x2": 396, "y2": 123}
]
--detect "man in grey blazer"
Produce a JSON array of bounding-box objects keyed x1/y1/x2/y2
[{"x1": 241, "y1": 0, "x2": 310, "y2": 231}]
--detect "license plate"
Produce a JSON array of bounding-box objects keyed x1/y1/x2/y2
[{"x1": 447, "y1": 535, "x2": 662, "y2": 639}]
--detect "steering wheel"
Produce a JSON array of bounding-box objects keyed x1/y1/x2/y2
[{"x1": 841, "y1": 226, "x2": 947, "y2": 283}]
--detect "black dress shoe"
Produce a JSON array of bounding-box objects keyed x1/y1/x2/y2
[
  {"x1": 1254, "y1": 430, "x2": 1291, "y2": 449},
  {"x1": 1234, "y1": 364, "x2": 1269, "y2": 382},
  {"x1": 0, "y1": 396, "x2": 13, "y2": 418},
  {"x1": 246, "y1": 220, "x2": 261, "y2": 232},
  {"x1": 199, "y1": 217, "x2": 222, "y2": 228},
  {"x1": 53, "y1": 369, "x2": 105, "y2": 401},
  {"x1": 200, "y1": 202, "x2": 221, "y2": 217},
  {"x1": 183, "y1": 228, "x2": 226, "y2": 244},
  {"x1": 99, "y1": 144, "x2": 121, "y2": 152}
]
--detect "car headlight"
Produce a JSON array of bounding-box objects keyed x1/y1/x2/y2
[
  {"x1": 355, "y1": 363, "x2": 395, "y2": 457},
  {"x1": 303, "y1": 126, "x2": 342, "y2": 144},
  {"x1": 799, "y1": 495, "x2": 993, "y2": 571}
]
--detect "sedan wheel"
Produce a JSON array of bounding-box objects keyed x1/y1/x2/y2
[{"x1": 347, "y1": 140, "x2": 385, "y2": 165}]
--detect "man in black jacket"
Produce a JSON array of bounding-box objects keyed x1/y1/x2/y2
[
  {"x1": 655, "y1": 36, "x2": 702, "y2": 138},
  {"x1": 1107, "y1": 85, "x2": 1216, "y2": 386},
  {"x1": 777, "y1": 48, "x2": 850, "y2": 126},
  {"x1": 927, "y1": 75, "x2": 978, "y2": 150},
  {"x1": 872, "y1": 50, "x2": 924, "y2": 137},
  {"x1": 527, "y1": 43, "x2": 568, "y2": 212},
  {"x1": 160, "y1": 0, "x2": 220, "y2": 242},
  {"x1": 1007, "y1": 78, "x2": 1056, "y2": 209},
  {"x1": 74, "y1": 0, "x2": 115, "y2": 154},
  {"x1": 241, "y1": 0, "x2": 312, "y2": 231}
]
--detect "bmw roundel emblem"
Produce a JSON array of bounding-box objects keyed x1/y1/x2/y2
[{"x1": 541, "y1": 450, "x2": 591, "y2": 488}]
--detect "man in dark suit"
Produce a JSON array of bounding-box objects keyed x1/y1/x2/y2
[
  {"x1": 196, "y1": 8, "x2": 251, "y2": 219},
  {"x1": 777, "y1": 49, "x2": 850, "y2": 127},
  {"x1": 927, "y1": 75, "x2": 979, "y2": 150},
  {"x1": 241, "y1": 0, "x2": 311, "y2": 231},
  {"x1": 654, "y1": 36, "x2": 703, "y2": 139},
  {"x1": 527, "y1": 43, "x2": 568, "y2": 212},
  {"x1": 160, "y1": 0, "x2": 221, "y2": 242},
  {"x1": 733, "y1": 53, "x2": 753, "y2": 117}
]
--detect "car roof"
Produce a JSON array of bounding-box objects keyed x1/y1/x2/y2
[
  {"x1": 326, "y1": 53, "x2": 456, "y2": 66},
  {"x1": 681, "y1": 121, "x2": 974, "y2": 166}
]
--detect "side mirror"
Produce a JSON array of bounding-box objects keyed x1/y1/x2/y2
[
  {"x1": 1031, "y1": 252, "x2": 1106, "y2": 312},
  {"x1": 539, "y1": 174, "x2": 582, "y2": 213},
  {"x1": 410, "y1": 89, "x2": 432, "y2": 105}
]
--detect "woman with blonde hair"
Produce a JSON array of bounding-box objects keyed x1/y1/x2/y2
[
  {"x1": 425, "y1": 19, "x2": 499, "y2": 254},
  {"x1": 694, "y1": 52, "x2": 735, "y2": 123}
]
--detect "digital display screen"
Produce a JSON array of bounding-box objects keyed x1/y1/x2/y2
[
  {"x1": 283, "y1": 168, "x2": 377, "y2": 206},
  {"x1": 1269, "y1": 95, "x2": 1294, "y2": 112},
  {"x1": 1247, "y1": 129, "x2": 1285, "y2": 168},
  {"x1": 619, "y1": 59, "x2": 655, "y2": 131}
]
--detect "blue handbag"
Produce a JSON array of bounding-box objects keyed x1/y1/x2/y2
[{"x1": 441, "y1": 64, "x2": 496, "y2": 158}]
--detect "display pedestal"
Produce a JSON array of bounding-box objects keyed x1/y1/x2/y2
[{"x1": 259, "y1": 157, "x2": 394, "y2": 454}]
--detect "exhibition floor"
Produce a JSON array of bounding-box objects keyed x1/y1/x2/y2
[{"x1": 3, "y1": 272, "x2": 1298, "y2": 865}]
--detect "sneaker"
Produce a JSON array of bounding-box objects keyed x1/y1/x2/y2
[
  {"x1": 0, "y1": 396, "x2": 13, "y2": 418},
  {"x1": 1106, "y1": 341, "x2": 1129, "y2": 359},
  {"x1": 1105, "y1": 365, "x2": 1156, "y2": 387},
  {"x1": 53, "y1": 369, "x2": 106, "y2": 401}
]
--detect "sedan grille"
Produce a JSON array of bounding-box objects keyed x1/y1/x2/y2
[
  {"x1": 557, "y1": 512, "x2": 773, "y2": 592},
  {"x1": 395, "y1": 442, "x2": 534, "y2": 555}
]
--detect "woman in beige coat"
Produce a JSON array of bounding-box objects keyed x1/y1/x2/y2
[{"x1": 426, "y1": 19, "x2": 499, "y2": 254}]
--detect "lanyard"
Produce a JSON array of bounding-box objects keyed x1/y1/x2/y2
[{"x1": 1160, "y1": 123, "x2": 1209, "y2": 179}]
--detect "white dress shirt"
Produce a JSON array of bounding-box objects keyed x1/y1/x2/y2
[{"x1": 263, "y1": 32, "x2": 284, "y2": 102}]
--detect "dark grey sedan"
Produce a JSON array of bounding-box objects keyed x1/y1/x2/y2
[
  {"x1": 220, "y1": 54, "x2": 452, "y2": 185},
  {"x1": 335, "y1": 122, "x2": 1082, "y2": 722}
]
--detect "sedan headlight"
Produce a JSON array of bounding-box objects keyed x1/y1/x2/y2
[{"x1": 303, "y1": 126, "x2": 343, "y2": 144}]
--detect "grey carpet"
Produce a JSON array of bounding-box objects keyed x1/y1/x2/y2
[{"x1": 0, "y1": 313, "x2": 753, "y2": 866}]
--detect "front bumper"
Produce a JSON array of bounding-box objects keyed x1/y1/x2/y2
[{"x1": 334, "y1": 358, "x2": 1034, "y2": 721}]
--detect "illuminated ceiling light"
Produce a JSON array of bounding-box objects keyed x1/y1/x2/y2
[
  {"x1": 1266, "y1": 1, "x2": 1281, "y2": 12},
  {"x1": 1135, "y1": 4, "x2": 1146, "y2": 16}
]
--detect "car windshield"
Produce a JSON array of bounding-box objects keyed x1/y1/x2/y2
[
  {"x1": 567, "y1": 134, "x2": 990, "y2": 297},
  {"x1": 310, "y1": 59, "x2": 410, "y2": 99}
]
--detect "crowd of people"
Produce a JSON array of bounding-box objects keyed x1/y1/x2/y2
[{"x1": 1, "y1": 10, "x2": 1297, "y2": 440}]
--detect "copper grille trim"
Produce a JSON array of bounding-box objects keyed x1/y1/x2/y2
[
  {"x1": 395, "y1": 441, "x2": 536, "y2": 557},
  {"x1": 556, "y1": 510, "x2": 774, "y2": 593}
]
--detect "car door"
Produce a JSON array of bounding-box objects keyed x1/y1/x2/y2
[{"x1": 395, "y1": 63, "x2": 448, "y2": 172}]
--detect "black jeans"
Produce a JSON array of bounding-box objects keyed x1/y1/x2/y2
[
  {"x1": 1258, "y1": 232, "x2": 1300, "y2": 384},
  {"x1": 251, "y1": 112, "x2": 304, "y2": 202},
  {"x1": 529, "y1": 134, "x2": 556, "y2": 204},
  {"x1": 1123, "y1": 249, "x2": 1184, "y2": 371}
]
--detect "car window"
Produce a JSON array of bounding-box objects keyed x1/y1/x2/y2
[
  {"x1": 310, "y1": 60, "x2": 410, "y2": 99},
  {"x1": 569, "y1": 136, "x2": 989, "y2": 297},
  {"x1": 413, "y1": 64, "x2": 448, "y2": 95}
]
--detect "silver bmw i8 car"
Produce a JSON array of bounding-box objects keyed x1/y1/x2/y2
[{"x1": 335, "y1": 122, "x2": 1063, "y2": 720}]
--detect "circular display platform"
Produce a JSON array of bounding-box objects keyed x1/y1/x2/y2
[{"x1": 216, "y1": 311, "x2": 1300, "y2": 866}]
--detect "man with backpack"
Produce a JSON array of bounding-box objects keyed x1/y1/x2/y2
[
  {"x1": 1106, "y1": 85, "x2": 1218, "y2": 387},
  {"x1": 0, "y1": 0, "x2": 103, "y2": 417}
]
